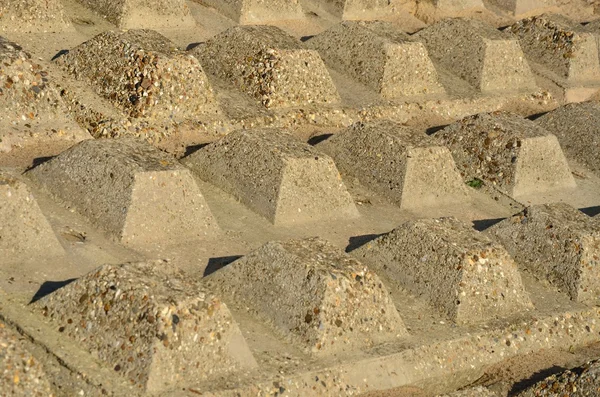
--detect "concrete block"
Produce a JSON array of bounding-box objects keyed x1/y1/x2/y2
[
  {"x1": 75, "y1": 0, "x2": 195, "y2": 29},
  {"x1": 488, "y1": 203, "x2": 600, "y2": 304},
  {"x1": 315, "y1": 0, "x2": 415, "y2": 19},
  {"x1": 195, "y1": 0, "x2": 304, "y2": 23},
  {"x1": 55, "y1": 30, "x2": 218, "y2": 121},
  {"x1": 27, "y1": 138, "x2": 220, "y2": 248},
  {"x1": 0, "y1": 321, "x2": 54, "y2": 395},
  {"x1": 0, "y1": 173, "x2": 64, "y2": 263},
  {"x1": 203, "y1": 237, "x2": 407, "y2": 355},
  {"x1": 191, "y1": 25, "x2": 339, "y2": 108},
  {"x1": 414, "y1": 18, "x2": 537, "y2": 93},
  {"x1": 317, "y1": 121, "x2": 470, "y2": 210},
  {"x1": 183, "y1": 128, "x2": 358, "y2": 226},
  {"x1": 0, "y1": 0, "x2": 72, "y2": 32},
  {"x1": 33, "y1": 261, "x2": 257, "y2": 393},
  {"x1": 434, "y1": 112, "x2": 576, "y2": 198},
  {"x1": 506, "y1": 14, "x2": 600, "y2": 85},
  {"x1": 536, "y1": 101, "x2": 600, "y2": 176},
  {"x1": 306, "y1": 21, "x2": 445, "y2": 98},
  {"x1": 352, "y1": 217, "x2": 533, "y2": 325}
]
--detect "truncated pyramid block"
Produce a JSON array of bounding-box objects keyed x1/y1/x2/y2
[
  {"x1": 0, "y1": 0, "x2": 72, "y2": 32},
  {"x1": 203, "y1": 237, "x2": 407, "y2": 354},
  {"x1": 27, "y1": 138, "x2": 220, "y2": 248},
  {"x1": 0, "y1": 174, "x2": 64, "y2": 263},
  {"x1": 191, "y1": 25, "x2": 340, "y2": 108},
  {"x1": 33, "y1": 261, "x2": 257, "y2": 393},
  {"x1": 352, "y1": 217, "x2": 533, "y2": 324},
  {"x1": 76, "y1": 0, "x2": 195, "y2": 29},
  {"x1": 183, "y1": 129, "x2": 359, "y2": 226},
  {"x1": 485, "y1": 0, "x2": 548, "y2": 16},
  {"x1": 0, "y1": 37, "x2": 89, "y2": 161},
  {"x1": 55, "y1": 30, "x2": 218, "y2": 120},
  {"x1": 414, "y1": 18, "x2": 537, "y2": 93},
  {"x1": 306, "y1": 21, "x2": 445, "y2": 98},
  {"x1": 316, "y1": 0, "x2": 412, "y2": 19},
  {"x1": 434, "y1": 112, "x2": 576, "y2": 198},
  {"x1": 197, "y1": 0, "x2": 303, "y2": 23},
  {"x1": 536, "y1": 101, "x2": 600, "y2": 175},
  {"x1": 506, "y1": 14, "x2": 600, "y2": 84},
  {"x1": 0, "y1": 321, "x2": 53, "y2": 395},
  {"x1": 317, "y1": 121, "x2": 470, "y2": 210},
  {"x1": 488, "y1": 203, "x2": 600, "y2": 304}
]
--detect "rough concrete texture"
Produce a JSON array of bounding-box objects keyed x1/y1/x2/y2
[
  {"x1": 438, "y1": 386, "x2": 498, "y2": 396},
  {"x1": 55, "y1": 30, "x2": 218, "y2": 121},
  {"x1": 488, "y1": 203, "x2": 600, "y2": 304},
  {"x1": 352, "y1": 217, "x2": 533, "y2": 325},
  {"x1": 434, "y1": 112, "x2": 576, "y2": 198},
  {"x1": 26, "y1": 138, "x2": 220, "y2": 248},
  {"x1": 183, "y1": 129, "x2": 359, "y2": 226},
  {"x1": 306, "y1": 21, "x2": 445, "y2": 98},
  {"x1": 506, "y1": 14, "x2": 600, "y2": 85},
  {"x1": 317, "y1": 120, "x2": 471, "y2": 210},
  {"x1": 0, "y1": 37, "x2": 89, "y2": 162},
  {"x1": 516, "y1": 359, "x2": 600, "y2": 396},
  {"x1": 191, "y1": 25, "x2": 340, "y2": 108},
  {"x1": 75, "y1": 0, "x2": 195, "y2": 29},
  {"x1": 0, "y1": 0, "x2": 72, "y2": 33},
  {"x1": 430, "y1": 0, "x2": 486, "y2": 12},
  {"x1": 413, "y1": 18, "x2": 536, "y2": 93},
  {"x1": 536, "y1": 101, "x2": 600, "y2": 175},
  {"x1": 195, "y1": 0, "x2": 304, "y2": 23},
  {"x1": 0, "y1": 173, "x2": 64, "y2": 264},
  {"x1": 0, "y1": 321, "x2": 54, "y2": 396},
  {"x1": 315, "y1": 0, "x2": 414, "y2": 19},
  {"x1": 33, "y1": 261, "x2": 257, "y2": 393},
  {"x1": 203, "y1": 237, "x2": 407, "y2": 355}
]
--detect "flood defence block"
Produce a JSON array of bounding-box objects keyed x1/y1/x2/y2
[
  {"x1": 183, "y1": 129, "x2": 359, "y2": 226},
  {"x1": 315, "y1": 0, "x2": 412, "y2": 19},
  {"x1": 0, "y1": 321, "x2": 54, "y2": 395},
  {"x1": 27, "y1": 138, "x2": 220, "y2": 248},
  {"x1": 488, "y1": 203, "x2": 600, "y2": 304},
  {"x1": 191, "y1": 25, "x2": 340, "y2": 108},
  {"x1": 414, "y1": 18, "x2": 537, "y2": 93},
  {"x1": 0, "y1": 37, "x2": 89, "y2": 161},
  {"x1": 55, "y1": 30, "x2": 218, "y2": 120},
  {"x1": 352, "y1": 217, "x2": 533, "y2": 325},
  {"x1": 0, "y1": 174, "x2": 64, "y2": 263},
  {"x1": 33, "y1": 261, "x2": 257, "y2": 393},
  {"x1": 203, "y1": 237, "x2": 407, "y2": 354},
  {"x1": 196, "y1": 0, "x2": 304, "y2": 23},
  {"x1": 506, "y1": 14, "x2": 600, "y2": 85},
  {"x1": 536, "y1": 101, "x2": 600, "y2": 175},
  {"x1": 0, "y1": 0, "x2": 72, "y2": 32},
  {"x1": 434, "y1": 112, "x2": 576, "y2": 198},
  {"x1": 317, "y1": 121, "x2": 470, "y2": 210},
  {"x1": 75, "y1": 0, "x2": 195, "y2": 29},
  {"x1": 306, "y1": 21, "x2": 445, "y2": 98}
]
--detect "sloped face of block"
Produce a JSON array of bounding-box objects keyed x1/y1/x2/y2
[
  {"x1": 184, "y1": 129, "x2": 358, "y2": 226},
  {"x1": 435, "y1": 112, "x2": 575, "y2": 197},
  {"x1": 204, "y1": 238, "x2": 407, "y2": 354},
  {"x1": 320, "y1": 0, "x2": 407, "y2": 18},
  {"x1": 506, "y1": 14, "x2": 600, "y2": 84},
  {"x1": 198, "y1": 0, "x2": 303, "y2": 23},
  {"x1": 0, "y1": 175, "x2": 64, "y2": 263},
  {"x1": 432, "y1": 0, "x2": 485, "y2": 11},
  {"x1": 76, "y1": 0, "x2": 194, "y2": 29},
  {"x1": 485, "y1": 0, "x2": 546, "y2": 15},
  {"x1": 33, "y1": 261, "x2": 256, "y2": 392},
  {"x1": 56, "y1": 30, "x2": 218, "y2": 120},
  {"x1": 318, "y1": 121, "x2": 470, "y2": 209},
  {"x1": 0, "y1": 0, "x2": 72, "y2": 32},
  {"x1": 0, "y1": 37, "x2": 88, "y2": 156},
  {"x1": 414, "y1": 18, "x2": 536, "y2": 93},
  {"x1": 488, "y1": 203, "x2": 600, "y2": 304},
  {"x1": 352, "y1": 217, "x2": 533, "y2": 324},
  {"x1": 0, "y1": 322, "x2": 54, "y2": 395},
  {"x1": 536, "y1": 102, "x2": 600, "y2": 175},
  {"x1": 192, "y1": 26, "x2": 340, "y2": 108},
  {"x1": 26, "y1": 138, "x2": 220, "y2": 247},
  {"x1": 307, "y1": 21, "x2": 445, "y2": 98}
]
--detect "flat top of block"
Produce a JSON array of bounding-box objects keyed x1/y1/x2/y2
[
  {"x1": 327, "y1": 20, "x2": 412, "y2": 44},
  {"x1": 396, "y1": 217, "x2": 495, "y2": 250},
  {"x1": 202, "y1": 25, "x2": 302, "y2": 51},
  {"x1": 439, "y1": 112, "x2": 548, "y2": 139},
  {"x1": 414, "y1": 17, "x2": 513, "y2": 42},
  {"x1": 495, "y1": 203, "x2": 600, "y2": 234},
  {"x1": 334, "y1": 120, "x2": 432, "y2": 148},
  {"x1": 508, "y1": 13, "x2": 585, "y2": 33}
]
